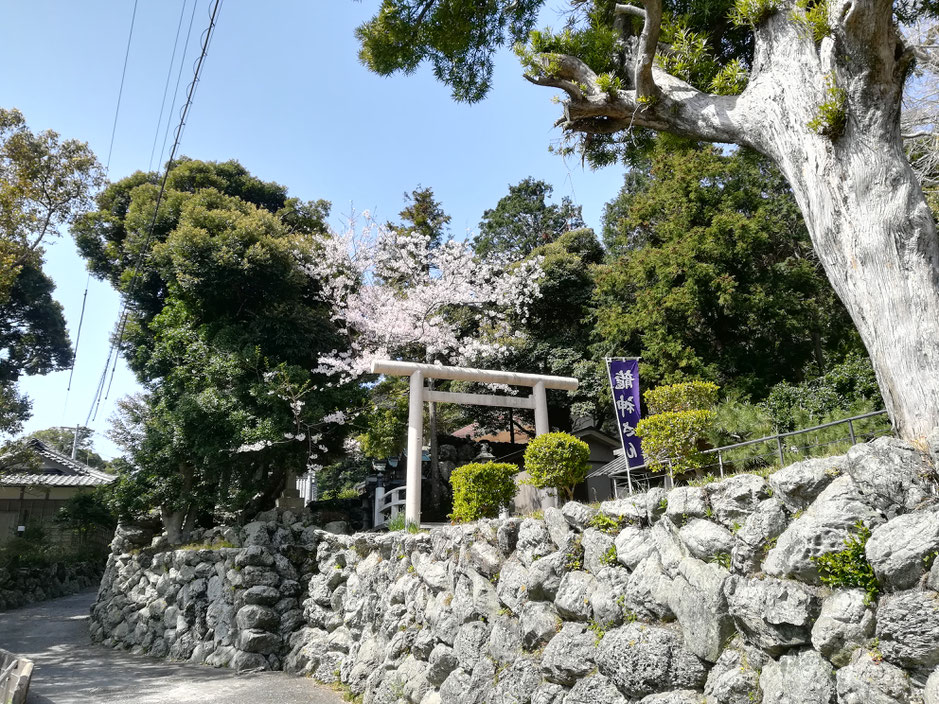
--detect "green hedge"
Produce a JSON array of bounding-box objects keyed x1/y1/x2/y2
[
  {"x1": 523, "y1": 432, "x2": 590, "y2": 502},
  {"x1": 636, "y1": 409, "x2": 715, "y2": 475},
  {"x1": 644, "y1": 381, "x2": 720, "y2": 415},
  {"x1": 449, "y1": 462, "x2": 519, "y2": 522}
]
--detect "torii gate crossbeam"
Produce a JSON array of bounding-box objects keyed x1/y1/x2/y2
[{"x1": 370, "y1": 360, "x2": 579, "y2": 525}]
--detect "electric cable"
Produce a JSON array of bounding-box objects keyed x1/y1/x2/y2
[
  {"x1": 148, "y1": 0, "x2": 190, "y2": 173},
  {"x1": 61, "y1": 0, "x2": 138, "y2": 423},
  {"x1": 87, "y1": 0, "x2": 224, "y2": 422}
]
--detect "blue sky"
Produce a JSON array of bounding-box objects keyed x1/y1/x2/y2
[{"x1": 1, "y1": 1, "x2": 625, "y2": 459}]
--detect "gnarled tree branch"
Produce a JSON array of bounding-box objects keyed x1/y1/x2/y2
[
  {"x1": 525, "y1": 53, "x2": 755, "y2": 146},
  {"x1": 634, "y1": 0, "x2": 662, "y2": 100},
  {"x1": 614, "y1": 3, "x2": 646, "y2": 19}
]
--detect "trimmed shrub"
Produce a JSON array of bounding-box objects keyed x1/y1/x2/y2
[
  {"x1": 636, "y1": 381, "x2": 719, "y2": 476},
  {"x1": 523, "y1": 432, "x2": 590, "y2": 502},
  {"x1": 449, "y1": 462, "x2": 519, "y2": 522},
  {"x1": 636, "y1": 409, "x2": 715, "y2": 475},
  {"x1": 644, "y1": 381, "x2": 720, "y2": 415}
]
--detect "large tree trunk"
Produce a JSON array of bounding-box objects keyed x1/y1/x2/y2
[
  {"x1": 162, "y1": 463, "x2": 194, "y2": 545},
  {"x1": 748, "y1": 12, "x2": 939, "y2": 440},
  {"x1": 529, "y1": 0, "x2": 939, "y2": 441}
]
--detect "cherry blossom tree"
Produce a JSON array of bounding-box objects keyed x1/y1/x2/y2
[{"x1": 304, "y1": 213, "x2": 544, "y2": 505}]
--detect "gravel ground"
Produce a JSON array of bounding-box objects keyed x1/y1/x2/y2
[{"x1": 0, "y1": 590, "x2": 344, "y2": 704}]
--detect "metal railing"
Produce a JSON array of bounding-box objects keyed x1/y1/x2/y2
[
  {"x1": 613, "y1": 409, "x2": 891, "y2": 495},
  {"x1": 373, "y1": 485, "x2": 407, "y2": 527}
]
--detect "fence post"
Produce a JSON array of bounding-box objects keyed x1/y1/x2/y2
[
  {"x1": 718, "y1": 450, "x2": 724, "y2": 478},
  {"x1": 848, "y1": 419, "x2": 856, "y2": 445},
  {"x1": 776, "y1": 436, "x2": 785, "y2": 468}
]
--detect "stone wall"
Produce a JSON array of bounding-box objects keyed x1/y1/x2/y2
[
  {"x1": 0, "y1": 647, "x2": 34, "y2": 704},
  {"x1": 0, "y1": 559, "x2": 103, "y2": 612},
  {"x1": 91, "y1": 436, "x2": 939, "y2": 703}
]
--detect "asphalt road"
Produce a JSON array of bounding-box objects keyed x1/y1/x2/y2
[{"x1": 0, "y1": 590, "x2": 344, "y2": 704}]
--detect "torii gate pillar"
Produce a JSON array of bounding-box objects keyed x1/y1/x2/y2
[
  {"x1": 405, "y1": 369, "x2": 424, "y2": 524},
  {"x1": 371, "y1": 360, "x2": 578, "y2": 526}
]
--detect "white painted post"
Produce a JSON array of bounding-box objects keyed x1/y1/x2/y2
[
  {"x1": 533, "y1": 381, "x2": 549, "y2": 436},
  {"x1": 406, "y1": 370, "x2": 424, "y2": 526},
  {"x1": 374, "y1": 484, "x2": 385, "y2": 527}
]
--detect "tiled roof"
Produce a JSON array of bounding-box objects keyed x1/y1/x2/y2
[
  {"x1": 1, "y1": 473, "x2": 112, "y2": 487},
  {"x1": 0, "y1": 439, "x2": 115, "y2": 487}
]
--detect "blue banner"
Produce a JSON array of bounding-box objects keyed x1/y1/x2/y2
[{"x1": 606, "y1": 358, "x2": 644, "y2": 467}]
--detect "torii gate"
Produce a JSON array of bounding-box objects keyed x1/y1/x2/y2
[{"x1": 370, "y1": 359, "x2": 579, "y2": 525}]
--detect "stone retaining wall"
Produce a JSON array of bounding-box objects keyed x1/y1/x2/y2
[
  {"x1": 92, "y1": 436, "x2": 939, "y2": 703},
  {"x1": 0, "y1": 559, "x2": 103, "y2": 612},
  {"x1": 0, "y1": 648, "x2": 33, "y2": 704}
]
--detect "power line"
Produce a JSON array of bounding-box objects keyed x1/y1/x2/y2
[
  {"x1": 105, "y1": 0, "x2": 139, "y2": 172},
  {"x1": 100, "y1": 0, "x2": 200, "y2": 406},
  {"x1": 87, "y1": 0, "x2": 224, "y2": 423},
  {"x1": 148, "y1": 0, "x2": 192, "y2": 173},
  {"x1": 157, "y1": 0, "x2": 200, "y2": 173},
  {"x1": 61, "y1": 0, "x2": 138, "y2": 424}
]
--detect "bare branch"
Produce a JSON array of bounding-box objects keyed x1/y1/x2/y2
[
  {"x1": 634, "y1": 0, "x2": 663, "y2": 100},
  {"x1": 614, "y1": 3, "x2": 646, "y2": 18},
  {"x1": 524, "y1": 73, "x2": 586, "y2": 100},
  {"x1": 528, "y1": 53, "x2": 755, "y2": 146}
]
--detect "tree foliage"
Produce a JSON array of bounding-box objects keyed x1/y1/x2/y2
[
  {"x1": 523, "y1": 431, "x2": 589, "y2": 501},
  {"x1": 645, "y1": 381, "x2": 720, "y2": 414},
  {"x1": 73, "y1": 159, "x2": 356, "y2": 536},
  {"x1": 356, "y1": 0, "x2": 544, "y2": 103},
  {"x1": 0, "y1": 107, "x2": 103, "y2": 304},
  {"x1": 449, "y1": 461, "x2": 519, "y2": 521},
  {"x1": 473, "y1": 177, "x2": 585, "y2": 258},
  {"x1": 460, "y1": 227, "x2": 607, "y2": 436},
  {"x1": 0, "y1": 108, "x2": 100, "y2": 434},
  {"x1": 636, "y1": 383, "x2": 716, "y2": 475},
  {"x1": 592, "y1": 142, "x2": 860, "y2": 398},
  {"x1": 0, "y1": 262, "x2": 72, "y2": 433}
]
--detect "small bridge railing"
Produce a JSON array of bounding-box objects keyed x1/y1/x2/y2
[{"x1": 373, "y1": 485, "x2": 407, "y2": 528}]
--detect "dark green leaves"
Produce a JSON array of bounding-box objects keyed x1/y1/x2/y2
[{"x1": 357, "y1": 0, "x2": 544, "y2": 102}]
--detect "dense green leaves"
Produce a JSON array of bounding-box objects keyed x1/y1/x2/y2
[
  {"x1": 812, "y1": 522, "x2": 880, "y2": 603},
  {"x1": 636, "y1": 382, "x2": 717, "y2": 474},
  {"x1": 0, "y1": 261, "x2": 72, "y2": 433},
  {"x1": 0, "y1": 107, "x2": 101, "y2": 434},
  {"x1": 636, "y1": 408, "x2": 714, "y2": 474},
  {"x1": 0, "y1": 107, "x2": 104, "y2": 305},
  {"x1": 645, "y1": 381, "x2": 720, "y2": 414},
  {"x1": 75, "y1": 159, "x2": 355, "y2": 531},
  {"x1": 449, "y1": 461, "x2": 519, "y2": 521},
  {"x1": 523, "y1": 431, "x2": 589, "y2": 501},
  {"x1": 357, "y1": 0, "x2": 543, "y2": 102},
  {"x1": 473, "y1": 177, "x2": 584, "y2": 258},
  {"x1": 593, "y1": 141, "x2": 860, "y2": 399}
]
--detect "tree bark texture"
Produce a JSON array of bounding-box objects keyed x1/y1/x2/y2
[{"x1": 530, "y1": 0, "x2": 939, "y2": 439}]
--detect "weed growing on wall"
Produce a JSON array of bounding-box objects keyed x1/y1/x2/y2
[{"x1": 812, "y1": 521, "x2": 880, "y2": 603}]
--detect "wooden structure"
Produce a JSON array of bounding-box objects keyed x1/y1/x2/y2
[{"x1": 370, "y1": 359, "x2": 578, "y2": 525}]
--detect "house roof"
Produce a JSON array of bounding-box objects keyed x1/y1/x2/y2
[
  {"x1": 587, "y1": 451, "x2": 629, "y2": 478},
  {"x1": 0, "y1": 439, "x2": 115, "y2": 487}
]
